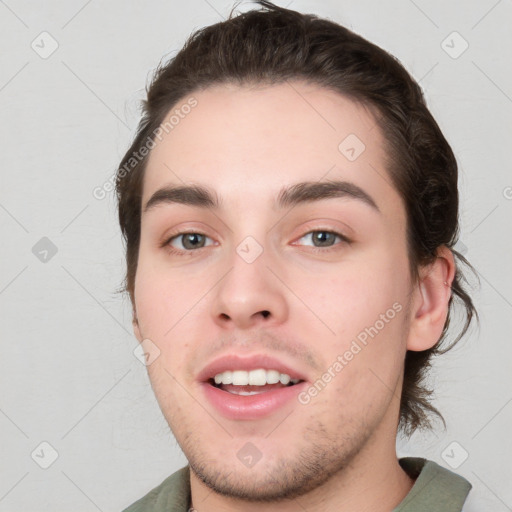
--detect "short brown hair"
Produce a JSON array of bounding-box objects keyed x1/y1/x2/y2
[{"x1": 116, "y1": 0, "x2": 477, "y2": 437}]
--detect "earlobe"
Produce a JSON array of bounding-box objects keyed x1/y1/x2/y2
[{"x1": 406, "y1": 246, "x2": 455, "y2": 352}]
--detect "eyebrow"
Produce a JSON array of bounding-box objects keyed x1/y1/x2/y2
[
  {"x1": 143, "y1": 180, "x2": 379, "y2": 213},
  {"x1": 143, "y1": 184, "x2": 220, "y2": 213},
  {"x1": 276, "y1": 180, "x2": 379, "y2": 212}
]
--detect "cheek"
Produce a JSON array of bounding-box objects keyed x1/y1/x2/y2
[
  {"x1": 300, "y1": 264, "x2": 403, "y2": 334},
  {"x1": 305, "y1": 306, "x2": 407, "y2": 427},
  {"x1": 134, "y1": 251, "x2": 199, "y2": 336},
  {"x1": 295, "y1": 256, "x2": 408, "y2": 385},
  {"x1": 134, "y1": 270, "x2": 170, "y2": 338},
  {"x1": 133, "y1": 254, "x2": 211, "y2": 377}
]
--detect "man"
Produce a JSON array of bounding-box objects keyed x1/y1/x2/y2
[{"x1": 116, "y1": 1, "x2": 476, "y2": 510}]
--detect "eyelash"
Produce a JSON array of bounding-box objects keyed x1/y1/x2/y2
[{"x1": 162, "y1": 229, "x2": 351, "y2": 256}]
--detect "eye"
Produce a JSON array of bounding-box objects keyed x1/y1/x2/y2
[
  {"x1": 295, "y1": 230, "x2": 347, "y2": 248},
  {"x1": 167, "y1": 232, "x2": 215, "y2": 251}
]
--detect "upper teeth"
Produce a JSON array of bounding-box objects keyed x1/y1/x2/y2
[{"x1": 213, "y1": 369, "x2": 300, "y2": 386}]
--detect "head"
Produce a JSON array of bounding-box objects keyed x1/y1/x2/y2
[{"x1": 116, "y1": 0, "x2": 476, "y2": 501}]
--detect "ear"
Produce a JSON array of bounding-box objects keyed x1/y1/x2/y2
[
  {"x1": 406, "y1": 246, "x2": 456, "y2": 351},
  {"x1": 132, "y1": 309, "x2": 143, "y2": 343}
]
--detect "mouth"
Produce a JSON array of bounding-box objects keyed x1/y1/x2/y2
[
  {"x1": 209, "y1": 368, "x2": 303, "y2": 395},
  {"x1": 198, "y1": 355, "x2": 309, "y2": 420}
]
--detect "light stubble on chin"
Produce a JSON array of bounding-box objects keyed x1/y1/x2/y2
[{"x1": 183, "y1": 419, "x2": 372, "y2": 503}]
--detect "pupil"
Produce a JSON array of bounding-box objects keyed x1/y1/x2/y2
[
  {"x1": 314, "y1": 231, "x2": 334, "y2": 247},
  {"x1": 183, "y1": 233, "x2": 204, "y2": 249}
]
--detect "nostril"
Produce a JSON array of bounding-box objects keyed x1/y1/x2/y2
[{"x1": 261, "y1": 310, "x2": 271, "y2": 318}]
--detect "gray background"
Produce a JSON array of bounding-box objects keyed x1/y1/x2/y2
[{"x1": 1, "y1": 0, "x2": 511, "y2": 510}]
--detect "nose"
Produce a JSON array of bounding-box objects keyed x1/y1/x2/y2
[{"x1": 210, "y1": 248, "x2": 289, "y2": 330}]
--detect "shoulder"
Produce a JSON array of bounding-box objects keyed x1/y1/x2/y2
[{"x1": 122, "y1": 466, "x2": 191, "y2": 512}]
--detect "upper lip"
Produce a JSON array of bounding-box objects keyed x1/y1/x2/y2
[{"x1": 197, "y1": 353, "x2": 309, "y2": 383}]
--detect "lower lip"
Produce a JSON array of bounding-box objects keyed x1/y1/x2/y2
[{"x1": 200, "y1": 381, "x2": 308, "y2": 420}]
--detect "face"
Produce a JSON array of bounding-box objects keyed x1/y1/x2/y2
[{"x1": 133, "y1": 81, "x2": 414, "y2": 501}]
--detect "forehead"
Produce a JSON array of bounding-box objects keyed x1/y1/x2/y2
[{"x1": 142, "y1": 81, "x2": 403, "y2": 218}]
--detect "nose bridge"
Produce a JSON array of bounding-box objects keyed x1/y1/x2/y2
[{"x1": 211, "y1": 236, "x2": 288, "y2": 329}]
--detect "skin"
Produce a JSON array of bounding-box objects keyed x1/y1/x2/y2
[{"x1": 132, "y1": 81, "x2": 455, "y2": 511}]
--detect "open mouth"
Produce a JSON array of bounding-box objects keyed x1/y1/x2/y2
[
  {"x1": 201, "y1": 367, "x2": 308, "y2": 420},
  {"x1": 208, "y1": 369, "x2": 305, "y2": 395},
  {"x1": 198, "y1": 356, "x2": 309, "y2": 419}
]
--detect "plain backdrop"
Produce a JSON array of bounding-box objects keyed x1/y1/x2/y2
[{"x1": 1, "y1": 0, "x2": 511, "y2": 510}]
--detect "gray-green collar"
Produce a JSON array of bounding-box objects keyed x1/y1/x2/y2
[
  {"x1": 393, "y1": 457, "x2": 472, "y2": 511},
  {"x1": 123, "y1": 457, "x2": 472, "y2": 511}
]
